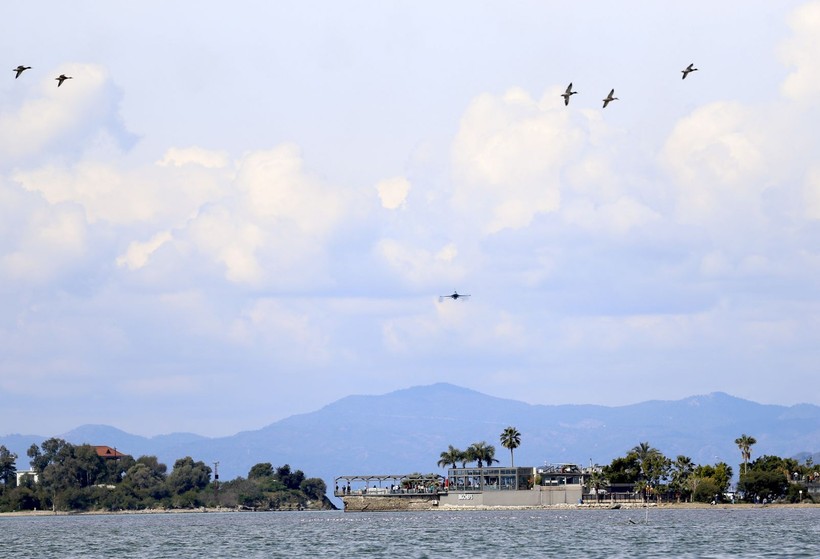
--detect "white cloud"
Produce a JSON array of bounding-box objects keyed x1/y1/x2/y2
[
  {"x1": 563, "y1": 197, "x2": 661, "y2": 235},
  {"x1": 157, "y1": 146, "x2": 230, "y2": 169},
  {"x1": 236, "y1": 145, "x2": 346, "y2": 234},
  {"x1": 803, "y1": 167, "x2": 820, "y2": 220},
  {"x1": 661, "y1": 102, "x2": 767, "y2": 224},
  {"x1": 6, "y1": 1, "x2": 820, "y2": 439},
  {"x1": 1, "y1": 201, "x2": 87, "y2": 283},
  {"x1": 376, "y1": 176, "x2": 411, "y2": 209},
  {"x1": 229, "y1": 298, "x2": 332, "y2": 364},
  {"x1": 780, "y1": 1, "x2": 820, "y2": 101},
  {"x1": 0, "y1": 63, "x2": 132, "y2": 163},
  {"x1": 451, "y1": 87, "x2": 587, "y2": 233},
  {"x1": 375, "y1": 238, "x2": 464, "y2": 287},
  {"x1": 185, "y1": 205, "x2": 265, "y2": 285},
  {"x1": 116, "y1": 230, "x2": 173, "y2": 270}
]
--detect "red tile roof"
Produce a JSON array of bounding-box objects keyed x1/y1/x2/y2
[{"x1": 94, "y1": 445, "x2": 129, "y2": 459}]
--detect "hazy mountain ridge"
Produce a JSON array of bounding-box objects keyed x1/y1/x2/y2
[{"x1": 2, "y1": 384, "x2": 818, "y2": 490}]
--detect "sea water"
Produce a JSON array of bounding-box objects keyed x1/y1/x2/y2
[{"x1": 2, "y1": 508, "x2": 818, "y2": 558}]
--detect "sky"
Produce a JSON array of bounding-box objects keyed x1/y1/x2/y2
[{"x1": 2, "y1": 1, "x2": 820, "y2": 437}]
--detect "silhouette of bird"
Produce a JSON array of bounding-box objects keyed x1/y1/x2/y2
[
  {"x1": 681, "y1": 63, "x2": 698, "y2": 80},
  {"x1": 561, "y1": 83, "x2": 577, "y2": 106},
  {"x1": 55, "y1": 74, "x2": 73, "y2": 87},
  {"x1": 602, "y1": 89, "x2": 619, "y2": 108},
  {"x1": 13, "y1": 65, "x2": 31, "y2": 79}
]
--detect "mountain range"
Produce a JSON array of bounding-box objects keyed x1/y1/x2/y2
[{"x1": 3, "y1": 383, "x2": 819, "y2": 493}]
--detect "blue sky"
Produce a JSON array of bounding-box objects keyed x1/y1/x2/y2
[{"x1": 2, "y1": 1, "x2": 819, "y2": 437}]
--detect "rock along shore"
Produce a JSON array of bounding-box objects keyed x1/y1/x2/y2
[{"x1": 1, "y1": 502, "x2": 817, "y2": 517}]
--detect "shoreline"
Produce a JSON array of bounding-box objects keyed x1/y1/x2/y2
[
  {"x1": 437, "y1": 502, "x2": 820, "y2": 511},
  {"x1": 2, "y1": 502, "x2": 817, "y2": 517}
]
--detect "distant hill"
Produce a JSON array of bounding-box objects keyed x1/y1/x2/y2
[{"x1": 3, "y1": 384, "x2": 818, "y2": 495}]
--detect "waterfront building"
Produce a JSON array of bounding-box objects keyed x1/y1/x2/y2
[{"x1": 336, "y1": 464, "x2": 587, "y2": 511}]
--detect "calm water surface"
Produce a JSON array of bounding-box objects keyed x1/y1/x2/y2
[{"x1": 2, "y1": 508, "x2": 819, "y2": 558}]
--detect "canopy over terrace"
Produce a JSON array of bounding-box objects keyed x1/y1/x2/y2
[{"x1": 334, "y1": 474, "x2": 446, "y2": 497}]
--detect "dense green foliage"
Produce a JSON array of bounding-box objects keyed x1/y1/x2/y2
[
  {"x1": 598, "y1": 438, "x2": 818, "y2": 504},
  {"x1": 0, "y1": 438, "x2": 334, "y2": 513},
  {"x1": 436, "y1": 441, "x2": 500, "y2": 470},
  {"x1": 435, "y1": 433, "x2": 818, "y2": 505},
  {"x1": 0, "y1": 446, "x2": 17, "y2": 487},
  {"x1": 736, "y1": 454, "x2": 809, "y2": 503}
]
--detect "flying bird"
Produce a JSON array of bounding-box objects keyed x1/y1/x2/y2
[
  {"x1": 55, "y1": 74, "x2": 73, "y2": 87},
  {"x1": 561, "y1": 82, "x2": 577, "y2": 106},
  {"x1": 681, "y1": 63, "x2": 698, "y2": 80},
  {"x1": 13, "y1": 65, "x2": 31, "y2": 79},
  {"x1": 602, "y1": 89, "x2": 618, "y2": 108},
  {"x1": 439, "y1": 291, "x2": 471, "y2": 302}
]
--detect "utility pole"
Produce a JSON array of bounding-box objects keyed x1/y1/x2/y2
[{"x1": 213, "y1": 461, "x2": 220, "y2": 506}]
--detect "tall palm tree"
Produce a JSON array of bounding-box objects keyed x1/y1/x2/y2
[
  {"x1": 468, "y1": 442, "x2": 498, "y2": 468},
  {"x1": 630, "y1": 441, "x2": 669, "y2": 501},
  {"x1": 437, "y1": 446, "x2": 463, "y2": 470},
  {"x1": 630, "y1": 441, "x2": 656, "y2": 479},
  {"x1": 461, "y1": 446, "x2": 475, "y2": 468},
  {"x1": 670, "y1": 455, "x2": 694, "y2": 502},
  {"x1": 735, "y1": 434, "x2": 757, "y2": 475},
  {"x1": 499, "y1": 427, "x2": 521, "y2": 467},
  {"x1": 586, "y1": 470, "x2": 608, "y2": 503}
]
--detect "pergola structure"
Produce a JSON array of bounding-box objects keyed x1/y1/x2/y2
[{"x1": 334, "y1": 474, "x2": 445, "y2": 497}]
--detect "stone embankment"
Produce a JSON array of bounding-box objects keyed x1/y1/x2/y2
[
  {"x1": 341, "y1": 499, "x2": 820, "y2": 512},
  {"x1": 342, "y1": 495, "x2": 441, "y2": 512}
]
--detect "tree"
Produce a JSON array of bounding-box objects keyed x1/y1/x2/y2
[
  {"x1": 28, "y1": 438, "x2": 70, "y2": 474},
  {"x1": 167, "y1": 457, "x2": 212, "y2": 495},
  {"x1": 122, "y1": 456, "x2": 169, "y2": 501},
  {"x1": 467, "y1": 442, "x2": 498, "y2": 468},
  {"x1": 736, "y1": 454, "x2": 797, "y2": 501},
  {"x1": 670, "y1": 455, "x2": 694, "y2": 502},
  {"x1": 586, "y1": 470, "x2": 608, "y2": 503},
  {"x1": 437, "y1": 446, "x2": 464, "y2": 470},
  {"x1": 461, "y1": 446, "x2": 477, "y2": 468},
  {"x1": 274, "y1": 464, "x2": 305, "y2": 490},
  {"x1": 690, "y1": 462, "x2": 733, "y2": 502},
  {"x1": 737, "y1": 469, "x2": 788, "y2": 501},
  {"x1": 693, "y1": 477, "x2": 721, "y2": 503},
  {"x1": 136, "y1": 455, "x2": 168, "y2": 479},
  {"x1": 735, "y1": 434, "x2": 757, "y2": 475},
  {"x1": 248, "y1": 463, "x2": 275, "y2": 479},
  {"x1": 73, "y1": 444, "x2": 108, "y2": 487},
  {"x1": 300, "y1": 478, "x2": 327, "y2": 501},
  {"x1": 603, "y1": 455, "x2": 641, "y2": 484},
  {"x1": 711, "y1": 462, "x2": 733, "y2": 494},
  {"x1": 0, "y1": 446, "x2": 17, "y2": 488},
  {"x1": 629, "y1": 442, "x2": 670, "y2": 498},
  {"x1": 499, "y1": 427, "x2": 521, "y2": 467}
]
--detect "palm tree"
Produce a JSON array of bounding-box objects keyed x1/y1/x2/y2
[
  {"x1": 437, "y1": 446, "x2": 463, "y2": 470},
  {"x1": 630, "y1": 441, "x2": 654, "y2": 462},
  {"x1": 468, "y1": 442, "x2": 498, "y2": 468},
  {"x1": 670, "y1": 455, "x2": 694, "y2": 502},
  {"x1": 735, "y1": 434, "x2": 757, "y2": 475},
  {"x1": 460, "y1": 446, "x2": 475, "y2": 468},
  {"x1": 499, "y1": 427, "x2": 521, "y2": 467},
  {"x1": 586, "y1": 469, "x2": 608, "y2": 503},
  {"x1": 629, "y1": 441, "x2": 669, "y2": 501}
]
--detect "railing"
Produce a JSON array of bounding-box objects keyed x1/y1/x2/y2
[{"x1": 335, "y1": 486, "x2": 447, "y2": 498}]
